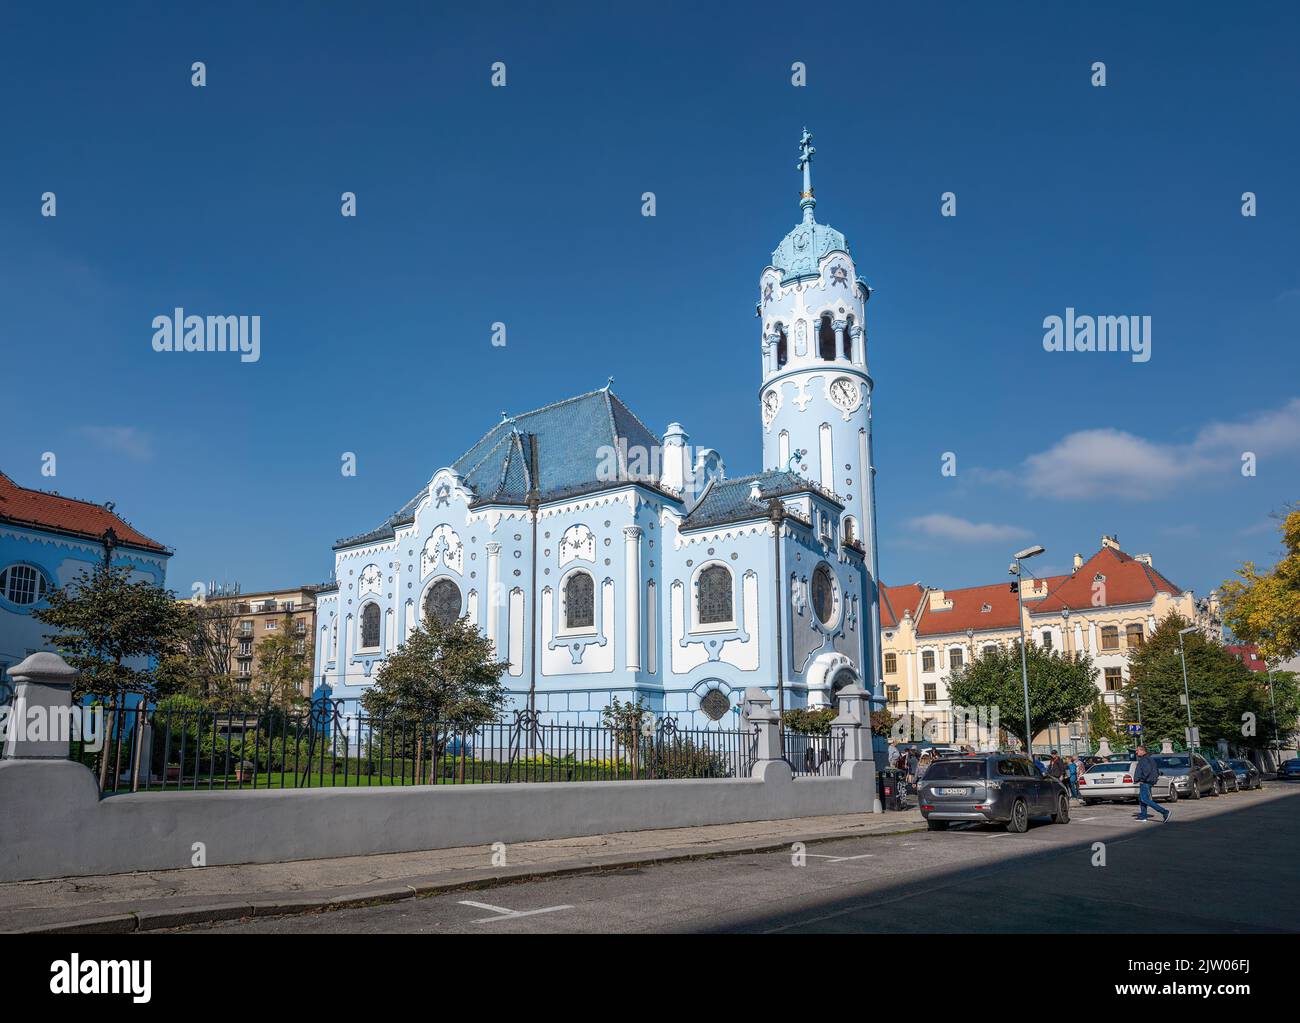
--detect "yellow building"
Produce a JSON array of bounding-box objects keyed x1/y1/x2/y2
[
  {"x1": 880, "y1": 536, "x2": 1220, "y2": 751},
  {"x1": 187, "y1": 585, "x2": 320, "y2": 698}
]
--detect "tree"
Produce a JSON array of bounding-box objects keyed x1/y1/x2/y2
[
  {"x1": 361, "y1": 612, "x2": 507, "y2": 728},
  {"x1": 35, "y1": 564, "x2": 194, "y2": 700},
  {"x1": 947, "y1": 642, "x2": 1097, "y2": 752},
  {"x1": 1220, "y1": 507, "x2": 1300, "y2": 663},
  {"x1": 251, "y1": 611, "x2": 311, "y2": 710},
  {"x1": 1084, "y1": 694, "x2": 1122, "y2": 746},
  {"x1": 1122, "y1": 613, "x2": 1258, "y2": 751},
  {"x1": 186, "y1": 598, "x2": 238, "y2": 700}
]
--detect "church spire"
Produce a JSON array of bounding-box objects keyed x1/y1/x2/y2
[{"x1": 797, "y1": 127, "x2": 816, "y2": 224}]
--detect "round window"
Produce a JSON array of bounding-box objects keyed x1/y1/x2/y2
[
  {"x1": 423, "y1": 578, "x2": 462, "y2": 626},
  {"x1": 0, "y1": 565, "x2": 47, "y2": 607},
  {"x1": 700, "y1": 688, "x2": 730, "y2": 721},
  {"x1": 811, "y1": 563, "x2": 837, "y2": 625}
]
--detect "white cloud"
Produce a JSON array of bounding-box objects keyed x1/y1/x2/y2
[
  {"x1": 78, "y1": 425, "x2": 154, "y2": 461},
  {"x1": 909, "y1": 513, "x2": 1030, "y2": 543},
  {"x1": 1021, "y1": 398, "x2": 1300, "y2": 501}
]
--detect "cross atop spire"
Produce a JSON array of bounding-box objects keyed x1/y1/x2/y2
[{"x1": 797, "y1": 127, "x2": 816, "y2": 223}]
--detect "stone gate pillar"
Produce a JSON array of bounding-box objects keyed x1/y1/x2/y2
[{"x1": 2, "y1": 652, "x2": 80, "y2": 760}]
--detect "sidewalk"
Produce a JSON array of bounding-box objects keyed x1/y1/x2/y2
[{"x1": 0, "y1": 810, "x2": 924, "y2": 933}]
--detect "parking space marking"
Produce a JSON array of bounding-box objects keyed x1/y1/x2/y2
[{"x1": 457, "y1": 899, "x2": 573, "y2": 923}]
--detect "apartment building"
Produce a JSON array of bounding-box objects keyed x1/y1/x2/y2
[
  {"x1": 880, "y1": 535, "x2": 1221, "y2": 749},
  {"x1": 192, "y1": 586, "x2": 321, "y2": 696}
]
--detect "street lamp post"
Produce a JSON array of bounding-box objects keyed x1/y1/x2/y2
[
  {"x1": 1177, "y1": 625, "x2": 1198, "y2": 753},
  {"x1": 1010, "y1": 545, "x2": 1045, "y2": 758}
]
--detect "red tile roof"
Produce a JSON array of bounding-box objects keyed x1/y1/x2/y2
[
  {"x1": 1226, "y1": 644, "x2": 1268, "y2": 671},
  {"x1": 1031, "y1": 546, "x2": 1181, "y2": 614},
  {"x1": 0, "y1": 471, "x2": 169, "y2": 554},
  {"x1": 880, "y1": 583, "x2": 926, "y2": 628},
  {"x1": 914, "y1": 577, "x2": 1069, "y2": 637}
]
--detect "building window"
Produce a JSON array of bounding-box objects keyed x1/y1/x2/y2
[
  {"x1": 924, "y1": 683, "x2": 937, "y2": 704},
  {"x1": 818, "y1": 315, "x2": 836, "y2": 361},
  {"x1": 699, "y1": 688, "x2": 730, "y2": 721},
  {"x1": 238, "y1": 640, "x2": 252, "y2": 656},
  {"x1": 775, "y1": 325, "x2": 788, "y2": 369},
  {"x1": 1101, "y1": 626, "x2": 1120, "y2": 651},
  {"x1": 237, "y1": 659, "x2": 252, "y2": 677},
  {"x1": 921, "y1": 650, "x2": 936, "y2": 673},
  {"x1": 843, "y1": 516, "x2": 857, "y2": 544},
  {"x1": 887, "y1": 685, "x2": 899, "y2": 705},
  {"x1": 265, "y1": 620, "x2": 277, "y2": 630},
  {"x1": 697, "y1": 565, "x2": 733, "y2": 625},
  {"x1": 983, "y1": 644, "x2": 998, "y2": 658},
  {"x1": 1041, "y1": 630, "x2": 1053, "y2": 650},
  {"x1": 360, "y1": 602, "x2": 381, "y2": 649},
  {"x1": 424, "y1": 578, "x2": 462, "y2": 627},
  {"x1": 0, "y1": 565, "x2": 46, "y2": 606},
  {"x1": 564, "y1": 571, "x2": 594, "y2": 630},
  {"x1": 884, "y1": 652, "x2": 897, "y2": 674},
  {"x1": 293, "y1": 640, "x2": 306, "y2": 655},
  {"x1": 240, "y1": 621, "x2": 253, "y2": 635},
  {"x1": 1104, "y1": 667, "x2": 1123, "y2": 691},
  {"x1": 1126, "y1": 623, "x2": 1144, "y2": 647},
  {"x1": 811, "y1": 563, "x2": 836, "y2": 625},
  {"x1": 842, "y1": 316, "x2": 854, "y2": 359},
  {"x1": 949, "y1": 648, "x2": 964, "y2": 671}
]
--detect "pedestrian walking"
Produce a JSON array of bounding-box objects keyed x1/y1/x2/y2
[
  {"x1": 1133, "y1": 745, "x2": 1172, "y2": 822},
  {"x1": 1067, "y1": 756, "x2": 1080, "y2": 799}
]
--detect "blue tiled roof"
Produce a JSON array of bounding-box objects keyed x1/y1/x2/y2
[
  {"x1": 680, "y1": 471, "x2": 841, "y2": 530},
  {"x1": 335, "y1": 388, "x2": 663, "y2": 549},
  {"x1": 770, "y1": 218, "x2": 850, "y2": 285}
]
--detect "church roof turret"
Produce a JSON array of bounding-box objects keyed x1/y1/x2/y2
[{"x1": 769, "y1": 128, "x2": 850, "y2": 285}]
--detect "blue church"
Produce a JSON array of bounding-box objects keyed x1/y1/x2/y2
[{"x1": 313, "y1": 132, "x2": 883, "y2": 726}]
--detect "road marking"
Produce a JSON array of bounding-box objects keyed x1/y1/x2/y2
[
  {"x1": 806, "y1": 853, "x2": 876, "y2": 863},
  {"x1": 458, "y1": 899, "x2": 573, "y2": 923}
]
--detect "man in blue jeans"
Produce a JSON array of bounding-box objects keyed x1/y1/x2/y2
[{"x1": 1134, "y1": 746, "x2": 1172, "y2": 822}]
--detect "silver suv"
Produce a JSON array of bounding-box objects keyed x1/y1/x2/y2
[{"x1": 920, "y1": 755, "x2": 1071, "y2": 833}]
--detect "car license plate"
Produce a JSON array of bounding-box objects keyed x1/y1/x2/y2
[{"x1": 937, "y1": 787, "x2": 969, "y2": 796}]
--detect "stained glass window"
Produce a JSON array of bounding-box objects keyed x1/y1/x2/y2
[
  {"x1": 697, "y1": 565, "x2": 733, "y2": 625},
  {"x1": 360, "y1": 602, "x2": 381, "y2": 649},
  {"x1": 700, "y1": 688, "x2": 730, "y2": 721},
  {"x1": 811, "y1": 563, "x2": 835, "y2": 624},
  {"x1": 565, "y1": 572, "x2": 594, "y2": 629},
  {"x1": 424, "y1": 578, "x2": 461, "y2": 626}
]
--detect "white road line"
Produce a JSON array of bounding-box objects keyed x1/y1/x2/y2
[
  {"x1": 806, "y1": 853, "x2": 876, "y2": 863},
  {"x1": 457, "y1": 899, "x2": 573, "y2": 923}
]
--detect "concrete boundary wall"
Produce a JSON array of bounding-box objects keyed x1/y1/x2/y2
[
  {"x1": 0, "y1": 758, "x2": 875, "y2": 882},
  {"x1": 0, "y1": 658, "x2": 881, "y2": 883}
]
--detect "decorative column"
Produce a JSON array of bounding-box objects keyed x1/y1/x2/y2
[
  {"x1": 850, "y1": 325, "x2": 864, "y2": 365},
  {"x1": 623, "y1": 526, "x2": 642, "y2": 671},
  {"x1": 741, "y1": 687, "x2": 789, "y2": 780},
  {"x1": 832, "y1": 319, "x2": 847, "y2": 360},
  {"x1": 485, "y1": 542, "x2": 501, "y2": 657},
  {"x1": 2, "y1": 652, "x2": 79, "y2": 760}
]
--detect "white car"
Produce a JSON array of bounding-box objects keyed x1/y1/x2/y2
[{"x1": 1078, "y1": 760, "x2": 1177, "y2": 805}]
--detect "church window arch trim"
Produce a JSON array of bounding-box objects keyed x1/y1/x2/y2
[
  {"x1": 557, "y1": 566, "x2": 598, "y2": 636},
  {"x1": 358, "y1": 601, "x2": 382, "y2": 652},
  {"x1": 690, "y1": 560, "x2": 737, "y2": 633}
]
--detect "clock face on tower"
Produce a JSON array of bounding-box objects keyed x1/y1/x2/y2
[{"x1": 828, "y1": 376, "x2": 860, "y2": 413}]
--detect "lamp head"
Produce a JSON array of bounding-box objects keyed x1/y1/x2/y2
[{"x1": 1014, "y1": 545, "x2": 1046, "y2": 561}]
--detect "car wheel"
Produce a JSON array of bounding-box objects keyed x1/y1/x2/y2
[
  {"x1": 1165, "y1": 786, "x2": 1177, "y2": 803},
  {"x1": 1190, "y1": 782, "x2": 1200, "y2": 799},
  {"x1": 1213, "y1": 779, "x2": 1223, "y2": 795},
  {"x1": 1053, "y1": 794, "x2": 1071, "y2": 824},
  {"x1": 1006, "y1": 798, "x2": 1029, "y2": 833},
  {"x1": 927, "y1": 820, "x2": 949, "y2": 831}
]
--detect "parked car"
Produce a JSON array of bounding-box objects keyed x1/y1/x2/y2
[
  {"x1": 1208, "y1": 758, "x2": 1240, "y2": 794},
  {"x1": 919, "y1": 754, "x2": 1071, "y2": 833},
  {"x1": 1150, "y1": 752, "x2": 1217, "y2": 799},
  {"x1": 1278, "y1": 758, "x2": 1300, "y2": 780},
  {"x1": 1078, "y1": 761, "x2": 1177, "y2": 805},
  {"x1": 1228, "y1": 758, "x2": 1262, "y2": 790}
]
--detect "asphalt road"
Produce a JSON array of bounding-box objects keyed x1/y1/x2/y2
[{"x1": 189, "y1": 782, "x2": 1300, "y2": 934}]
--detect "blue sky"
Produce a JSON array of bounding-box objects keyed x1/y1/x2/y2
[{"x1": 2, "y1": 0, "x2": 1297, "y2": 601}]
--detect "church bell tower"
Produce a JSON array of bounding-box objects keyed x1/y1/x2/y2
[{"x1": 758, "y1": 129, "x2": 876, "y2": 554}]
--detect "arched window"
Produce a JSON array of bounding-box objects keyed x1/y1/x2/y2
[
  {"x1": 1126, "y1": 623, "x2": 1144, "y2": 647},
  {"x1": 1100, "y1": 625, "x2": 1120, "y2": 651},
  {"x1": 564, "y1": 571, "x2": 594, "y2": 629},
  {"x1": 843, "y1": 516, "x2": 857, "y2": 544},
  {"x1": 818, "y1": 315, "x2": 836, "y2": 361},
  {"x1": 843, "y1": 316, "x2": 854, "y2": 359},
  {"x1": 423, "y1": 578, "x2": 462, "y2": 627},
  {"x1": 360, "y1": 602, "x2": 381, "y2": 649},
  {"x1": 811, "y1": 563, "x2": 836, "y2": 624},
  {"x1": 775, "y1": 325, "x2": 788, "y2": 369},
  {"x1": 0, "y1": 564, "x2": 46, "y2": 606},
  {"x1": 697, "y1": 565, "x2": 733, "y2": 625}
]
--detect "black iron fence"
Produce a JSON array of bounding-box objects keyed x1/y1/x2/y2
[
  {"x1": 77, "y1": 703, "x2": 761, "y2": 793},
  {"x1": 783, "y1": 730, "x2": 845, "y2": 777}
]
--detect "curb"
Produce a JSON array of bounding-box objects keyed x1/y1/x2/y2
[{"x1": 5, "y1": 819, "x2": 925, "y2": 934}]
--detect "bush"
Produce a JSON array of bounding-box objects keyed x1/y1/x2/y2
[{"x1": 782, "y1": 708, "x2": 837, "y2": 735}]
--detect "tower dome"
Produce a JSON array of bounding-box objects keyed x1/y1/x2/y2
[{"x1": 769, "y1": 127, "x2": 850, "y2": 285}]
